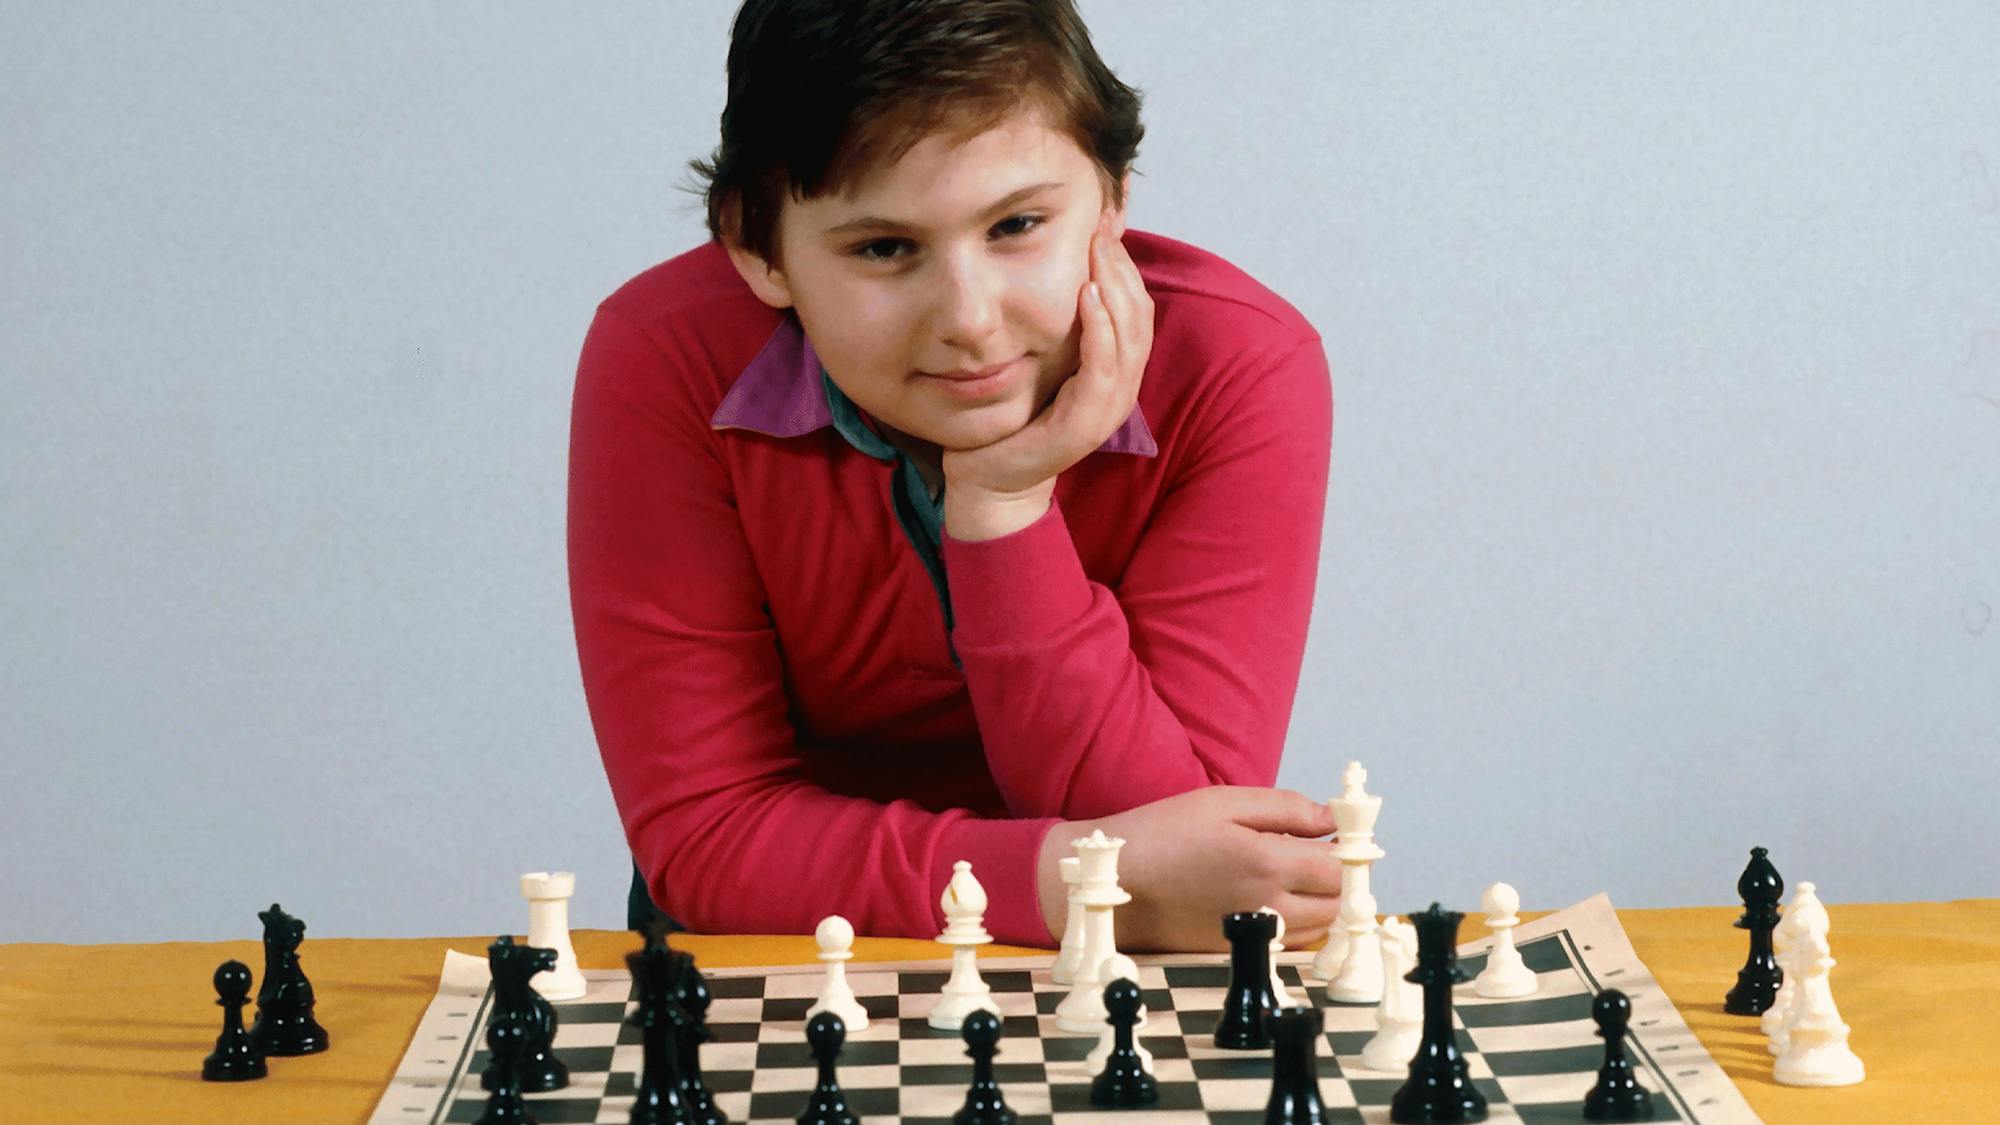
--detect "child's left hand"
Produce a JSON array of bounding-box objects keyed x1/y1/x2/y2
[{"x1": 940, "y1": 211, "x2": 1154, "y2": 503}]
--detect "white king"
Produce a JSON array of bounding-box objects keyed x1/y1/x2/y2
[{"x1": 1312, "y1": 761, "x2": 1385, "y2": 1002}]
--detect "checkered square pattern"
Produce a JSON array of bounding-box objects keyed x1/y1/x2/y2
[{"x1": 376, "y1": 899, "x2": 1759, "y2": 1124}]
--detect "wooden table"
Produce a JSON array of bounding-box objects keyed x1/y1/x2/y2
[{"x1": 1, "y1": 899, "x2": 1990, "y2": 1122}]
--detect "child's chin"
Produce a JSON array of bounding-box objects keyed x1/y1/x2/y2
[{"x1": 935, "y1": 405, "x2": 1036, "y2": 452}]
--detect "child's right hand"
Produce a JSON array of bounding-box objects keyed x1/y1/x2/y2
[{"x1": 1035, "y1": 786, "x2": 1343, "y2": 953}]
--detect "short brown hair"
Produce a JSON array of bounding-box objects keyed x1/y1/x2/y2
[{"x1": 685, "y1": 0, "x2": 1146, "y2": 270}]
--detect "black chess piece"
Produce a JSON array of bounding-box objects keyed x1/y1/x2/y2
[
  {"x1": 1582, "y1": 990, "x2": 1656, "y2": 1121},
  {"x1": 1090, "y1": 977, "x2": 1159, "y2": 1107},
  {"x1": 797, "y1": 1010, "x2": 859, "y2": 1125},
  {"x1": 1265, "y1": 1005, "x2": 1328, "y2": 1125},
  {"x1": 1389, "y1": 904, "x2": 1487, "y2": 1124},
  {"x1": 953, "y1": 1008, "x2": 1017, "y2": 1125},
  {"x1": 475, "y1": 1005, "x2": 537, "y2": 1125},
  {"x1": 485, "y1": 935, "x2": 569, "y2": 1094},
  {"x1": 627, "y1": 942, "x2": 692, "y2": 1125},
  {"x1": 201, "y1": 960, "x2": 267, "y2": 1082},
  {"x1": 671, "y1": 949, "x2": 729, "y2": 1125},
  {"x1": 1725, "y1": 846, "x2": 1785, "y2": 1015},
  {"x1": 249, "y1": 903, "x2": 330, "y2": 1056},
  {"x1": 1215, "y1": 910, "x2": 1280, "y2": 1049}
]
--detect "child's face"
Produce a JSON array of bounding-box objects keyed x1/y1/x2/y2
[{"x1": 736, "y1": 103, "x2": 1126, "y2": 454}]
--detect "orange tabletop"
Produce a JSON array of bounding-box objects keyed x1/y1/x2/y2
[{"x1": 0, "y1": 899, "x2": 1991, "y2": 1123}]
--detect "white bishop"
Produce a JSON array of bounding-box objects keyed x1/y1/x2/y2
[{"x1": 927, "y1": 861, "x2": 1001, "y2": 1030}]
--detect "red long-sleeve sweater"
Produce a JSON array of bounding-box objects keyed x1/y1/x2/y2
[{"x1": 567, "y1": 228, "x2": 1331, "y2": 946}]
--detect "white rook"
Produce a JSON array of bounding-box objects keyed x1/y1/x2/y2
[{"x1": 520, "y1": 871, "x2": 587, "y2": 1001}]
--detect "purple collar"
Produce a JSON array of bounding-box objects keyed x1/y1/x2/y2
[{"x1": 711, "y1": 316, "x2": 1158, "y2": 457}]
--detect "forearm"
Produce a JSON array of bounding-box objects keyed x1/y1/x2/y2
[
  {"x1": 942, "y1": 497, "x2": 1298, "y2": 819},
  {"x1": 628, "y1": 778, "x2": 1060, "y2": 944}
]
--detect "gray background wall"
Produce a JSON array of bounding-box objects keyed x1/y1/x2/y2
[{"x1": 3, "y1": 2, "x2": 1994, "y2": 944}]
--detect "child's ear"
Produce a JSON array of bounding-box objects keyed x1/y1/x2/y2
[
  {"x1": 724, "y1": 239, "x2": 795, "y2": 310},
  {"x1": 718, "y1": 194, "x2": 796, "y2": 309}
]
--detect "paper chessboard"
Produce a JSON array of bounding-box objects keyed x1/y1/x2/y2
[{"x1": 370, "y1": 892, "x2": 1762, "y2": 1124}]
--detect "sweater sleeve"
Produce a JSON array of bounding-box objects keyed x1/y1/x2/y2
[
  {"x1": 568, "y1": 305, "x2": 1059, "y2": 945},
  {"x1": 941, "y1": 336, "x2": 1332, "y2": 819}
]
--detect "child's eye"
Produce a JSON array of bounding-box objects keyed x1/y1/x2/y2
[{"x1": 852, "y1": 214, "x2": 1046, "y2": 263}]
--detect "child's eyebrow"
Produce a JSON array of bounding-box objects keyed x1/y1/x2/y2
[{"x1": 822, "y1": 181, "x2": 1067, "y2": 238}]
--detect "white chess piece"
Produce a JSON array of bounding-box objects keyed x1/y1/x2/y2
[
  {"x1": 520, "y1": 871, "x2": 587, "y2": 1001},
  {"x1": 1055, "y1": 830, "x2": 1131, "y2": 1033},
  {"x1": 1772, "y1": 913, "x2": 1864, "y2": 1087},
  {"x1": 1359, "y1": 918, "x2": 1422, "y2": 1072},
  {"x1": 805, "y1": 914, "x2": 870, "y2": 1032},
  {"x1": 1312, "y1": 761, "x2": 1384, "y2": 1000},
  {"x1": 928, "y1": 861, "x2": 1001, "y2": 1030},
  {"x1": 1259, "y1": 905, "x2": 1302, "y2": 1007},
  {"x1": 1767, "y1": 881, "x2": 1828, "y2": 1054},
  {"x1": 1051, "y1": 856, "x2": 1085, "y2": 986},
  {"x1": 1327, "y1": 886, "x2": 1383, "y2": 1003},
  {"x1": 1085, "y1": 953, "x2": 1155, "y2": 1077},
  {"x1": 1473, "y1": 883, "x2": 1537, "y2": 998}
]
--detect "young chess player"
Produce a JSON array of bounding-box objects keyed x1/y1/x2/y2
[{"x1": 567, "y1": 0, "x2": 1338, "y2": 951}]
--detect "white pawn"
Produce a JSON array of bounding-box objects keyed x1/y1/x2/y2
[
  {"x1": 1085, "y1": 953, "x2": 1155, "y2": 1078},
  {"x1": 1326, "y1": 886, "x2": 1383, "y2": 1003},
  {"x1": 1051, "y1": 857, "x2": 1085, "y2": 986},
  {"x1": 1473, "y1": 883, "x2": 1537, "y2": 998},
  {"x1": 928, "y1": 861, "x2": 1001, "y2": 1030},
  {"x1": 520, "y1": 872, "x2": 587, "y2": 1001},
  {"x1": 1773, "y1": 917, "x2": 1864, "y2": 1087},
  {"x1": 805, "y1": 914, "x2": 870, "y2": 1032},
  {"x1": 1766, "y1": 881, "x2": 1828, "y2": 1054},
  {"x1": 1259, "y1": 905, "x2": 1302, "y2": 1007},
  {"x1": 1359, "y1": 918, "x2": 1422, "y2": 1072}
]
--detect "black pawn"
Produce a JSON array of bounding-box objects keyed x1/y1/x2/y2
[
  {"x1": 485, "y1": 936, "x2": 569, "y2": 1094},
  {"x1": 1265, "y1": 1005, "x2": 1327, "y2": 1125},
  {"x1": 1215, "y1": 911, "x2": 1280, "y2": 1049},
  {"x1": 954, "y1": 1008, "x2": 1017, "y2": 1125},
  {"x1": 1090, "y1": 977, "x2": 1159, "y2": 1107},
  {"x1": 671, "y1": 952, "x2": 729, "y2": 1125},
  {"x1": 627, "y1": 943, "x2": 692, "y2": 1125},
  {"x1": 249, "y1": 903, "x2": 329, "y2": 1056},
  {"x1": 476, "y1": 1006, "x2": 537, "y2": 1125},
  {"x1": 1583, "y1": 990, "x2": 1655, "y2": 1121},
  {"x1": 1725, "y1": 846, "x2": 1785, "y2": 1015},
  {"x1": 1389, "y1": 904, "x2": 1487, "y2": 1124},
  {"x1": 201, "y1": 960, "x2": 267, "y2": 1082},
  {"x1": 797, "y1": 1011, "x2": 859, "y2": 1125}
]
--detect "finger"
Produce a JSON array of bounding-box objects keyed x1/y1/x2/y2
[
  {"x1": 1267, "y1": 893, "x2": 1342, "y2": 947},
  {"x1": 1089, "y1": 223, "x2": 1128, "y2": 356},
  {"x1": 1093, "y1": 219, "x2": 1146, "y2": 348},
  {"x1": 1266, "y1": 833, "x2": 1344, "y2": 897},
  {"x1": 1218, "y1": 786, "x2": 1337, "y2": 838},
  {"x1": 1056, "y1": 279, "x2": 1121, "y2": 451}
]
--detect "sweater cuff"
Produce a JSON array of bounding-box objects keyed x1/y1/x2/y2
[
  {"x1": 942, "y1": 496, "x2": 1093, "y2": 645},
  {"x1": 935, "y1": 814, "x2": 1062, "y2": 948}
]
